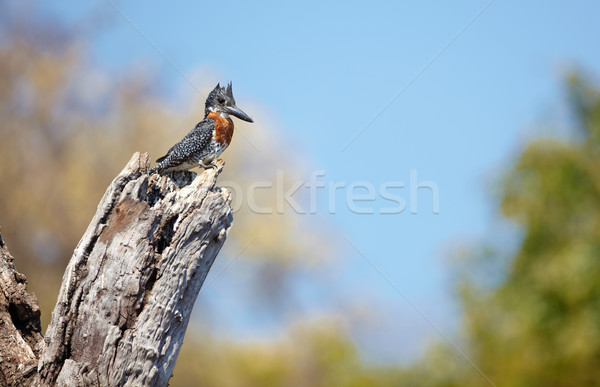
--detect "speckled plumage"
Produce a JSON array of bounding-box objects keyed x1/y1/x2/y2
[{"x1": 151, "y1": 83, "x2": 253, "y2": 174}]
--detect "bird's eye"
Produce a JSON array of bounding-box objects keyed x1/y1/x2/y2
[{"x1": 217, "y1": 97, "x2": 225, "y2": 104}]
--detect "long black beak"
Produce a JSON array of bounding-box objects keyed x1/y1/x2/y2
[{"x1": 225, "y1": 105, "x2": 254, "y2": 123}]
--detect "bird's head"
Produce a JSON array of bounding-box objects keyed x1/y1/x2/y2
[{"x1": 205, "y1": 82, "x2": 254, "y2": 122}]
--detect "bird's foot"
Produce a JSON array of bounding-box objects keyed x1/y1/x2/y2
[{"x1": 200, "y1": 160, "x2": 217, "y2": 170}]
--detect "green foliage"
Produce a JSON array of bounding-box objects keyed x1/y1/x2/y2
[{"x1": 458, "y1": 74, "x2": 600, "y2": 386}]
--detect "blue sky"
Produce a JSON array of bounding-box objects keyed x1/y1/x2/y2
[{"x1": 38, "y1": 0, "x2": 600, "y2": 363}]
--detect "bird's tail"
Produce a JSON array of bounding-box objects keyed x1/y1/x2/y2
[{"x1": 150, "y1": 155, "x2": 168, "y2": 174}]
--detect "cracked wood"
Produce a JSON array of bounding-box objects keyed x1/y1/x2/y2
[{"x1": 32, "y1": 152, "x2": 233, "y2": 386}]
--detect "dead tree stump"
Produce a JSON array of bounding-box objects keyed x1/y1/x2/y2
[
  {"x1": 0, "y1": 229, "x2": 44, "y2": 386},
  {"x1": 0, "y1": 152, "x2": 233, "y2": 386}
]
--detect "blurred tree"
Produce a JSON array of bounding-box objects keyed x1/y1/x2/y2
[
  {"x1": 172, "y1": 320, "x2": 407, "y2": 387},
  {"x1": 453, "y1": 73, "x2": 600, "y2": 386},
  {"x1": 0, "y1": 6, "x2": 174, "y2": 326}
]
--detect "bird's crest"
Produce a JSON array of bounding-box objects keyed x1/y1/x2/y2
[
  {"x1": 208, "y1": 82, "x2": 233, "y2": 98},
  {"x1": 205, "y1": 82, "x2": 236, "y2": 115}
]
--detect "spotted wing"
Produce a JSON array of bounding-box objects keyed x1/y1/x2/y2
[{"x1": 152, "y1": 119, "x2": 214, "y2": 173}]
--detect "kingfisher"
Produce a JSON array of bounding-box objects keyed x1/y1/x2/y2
[{"x1": 150, "y1": 82, "x2": 253, "y2": 174}]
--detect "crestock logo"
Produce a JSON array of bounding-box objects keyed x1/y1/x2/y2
[{"x1": 220, "y1": 170, "x2": 440, "y2": 215}]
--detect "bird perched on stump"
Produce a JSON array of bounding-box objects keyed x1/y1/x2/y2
[{"x1": 150, "y1": 82, "x2": 254, "y2": 174}]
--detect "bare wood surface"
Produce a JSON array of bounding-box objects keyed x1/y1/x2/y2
[
  {"x1": 29, "y1": 152, "x2": 233, "y2": 386},
  {"x1": 0, "y1": 229, "x2": 44, "y2": 387}
]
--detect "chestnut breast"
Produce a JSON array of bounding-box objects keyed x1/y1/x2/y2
[{"x1": 207, "y1": 111, "x2": 234, "y2": 147}]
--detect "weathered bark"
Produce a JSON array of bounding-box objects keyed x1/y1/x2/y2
[
  {"x1": 0, "y1": 152, "x2": 233, "y2": 386},
  {"x1": 0, "y1": 229, "x2": 44, "y2": 387}
]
